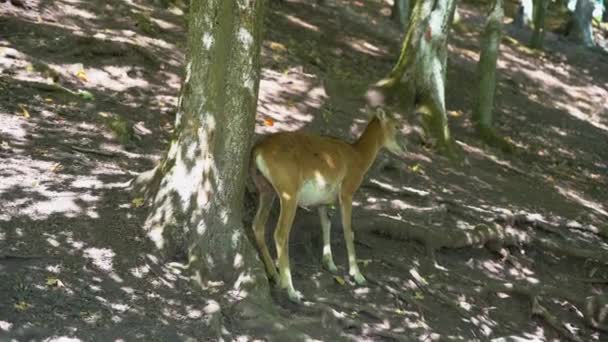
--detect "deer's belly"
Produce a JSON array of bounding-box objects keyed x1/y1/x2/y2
[{"x1": 298, "y1": 178, "x2": 339, "y2": 207}]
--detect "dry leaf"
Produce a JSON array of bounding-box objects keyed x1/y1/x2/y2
[
  {"x1": 132, "y1": 197, "x2": 145, "y2": 208},
  {"x1": 359, "y1": 259, "x2": 372, "y2": 267},
  {"x1": 410, "y1": 164, "x2": 423, "y2": 173},
  {"x1": 46, "y1": 276, "x2": 64, "y2": 288},
  {"x1": 76, "y1": 69, "x2": 88, "y2": 82},
  {"x1": 14, "y1": 301, "x2": 30, "y2": 311},
  {"x1": 44, "y1": 98, "x2": 54, "y2": 103},
  {"x1": 333, "y1": 275, "x2": 345, "y2": 286},
  {"x1": 50, "y1": 162, "x2": 63, "y2": 173},
  {"x1": 263, "y1": 118, "x2": 274, "y2": 127},
  {"x1": 269, "y1": 41, "x2": 287, "y2": 53},
  {"x1": 19, "y1": 104, "x2": 30, "y2": 118}
]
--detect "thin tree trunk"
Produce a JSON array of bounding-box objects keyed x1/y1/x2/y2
[
  {"x1": 569, "y1": 0, "x2": 597, "y2": 47},
  {"x1": 530, "y1": 0, "x2": 547, "y2": 49},
  {"x1": 391, "y1": 0, "x2": 412, "y2": 31},
  {"x1": 134, "y1": 0, "x2": 272, "y2": 331},
  {"x1": 379, "y1": 0, "x2": 460, "y2": 158},
  {"x1": 514, "y1": 0, "x2": 534, "y2": 28},
  {"x1": 473, "y1": 0, "x2": 513, "y2": 152}
]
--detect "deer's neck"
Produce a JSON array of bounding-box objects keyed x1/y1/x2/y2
[{"x1": 352, "y1": 118, "x2": 383, "y2": 175}]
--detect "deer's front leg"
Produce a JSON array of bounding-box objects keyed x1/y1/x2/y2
[
  {"x1": 339, "y1": 194, "x2": 366, "y2": 285},
  {"x1": 318, "y1": 206, "x2": 338, "y2": 273}
]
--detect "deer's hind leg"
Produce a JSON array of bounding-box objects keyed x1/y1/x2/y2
[{"x1": 252, "y1": 190, "x2": 278, "y2": 282}]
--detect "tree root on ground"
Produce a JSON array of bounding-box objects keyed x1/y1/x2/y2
[
  {"x1": 368, "y1": 210, "x2": 608, "y2": 265},
  {"x1": 482, "y1": 282, "x2": 608, "y2": 339},
  {"x1": 303, "y1": 299, "x2": 410, "y2": 342}
]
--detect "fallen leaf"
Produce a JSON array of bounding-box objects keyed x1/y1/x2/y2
[
  {"x1": 76, "y1": 69, "x2": 88, "y2": 82},
  {"x1": 269, "y1": 41, "x2": 287, "y2": 53},
  {"x1": 132, "y1": 197, "x2": 145, "y2": 208},
  {"x1": 359, "y1": 259, "x2": 372, "y2": 267},
  {"x1": 19, "y1": 104, "x2": 30, "y2": 118},
  {"x1": 44, "y1": 98, "x2": 54, "y2": 103},
  {"x1": 46, "y1": 276, "x2": 64, "y2": 288},
  {"x1": 50, "y1": 162, "x2": 63, "y2": 173},
  {"x1": 263, "y1": 118, "x2": 274, "y2": 126},
  {"x1": 414, "y1": 291, "x2": 424, "y2": 300},
  {"x1": 410, "y1": 164, "x2": 423, "y2": 173},
  {"x1": 14, "y1": 301, "x2": 30, "y2": 311},
  {"x1": 394, "y1": 308, "x2": 406, "y2": 315},
  {"x1": 25, "y1": 64, "x2": 34, "y2": 72},
  {"x1": 333, "y1": 275, "x2": 345, "y2": 286},
  {"x1": 448, "y1": 110, "x2": 462, "y2": 117}
]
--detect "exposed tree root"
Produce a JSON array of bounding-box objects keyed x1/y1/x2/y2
[
  {"x1": 303, "y1": 300, "x2": 410, "y2": 342},
  {"x1": 365, "y1": 274, "x2": 431, "y2": 314},
  {"x1": 483, "y1": 282, "x2": 607, "y2": 339},
  {"x1": 408, "y1": 268, "x2": 471, "y2": 318},
  {"x1": 130, "y1": 164, "x2": 163, "y2": 201},
  {"x1": 370, "y1": 216, "x2": 608, "y2": 265},
  {"x1": 70, "y1": 145, "x2": 116, "y2": 157}
]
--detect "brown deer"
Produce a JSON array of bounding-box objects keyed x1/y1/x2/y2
[{"x1": 250, "y1": 109, "x2": 407, "y2": 302}]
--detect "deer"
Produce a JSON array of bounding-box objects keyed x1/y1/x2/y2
[{"x1": 250, "y1": 108, "x2": 407, "y2": 302}]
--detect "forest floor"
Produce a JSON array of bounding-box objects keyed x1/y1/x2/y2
[{"x1": 1, "y1": 0, "x2": 608, "y2": 341}]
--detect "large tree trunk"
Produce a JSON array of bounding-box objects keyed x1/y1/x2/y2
[
  {"x1": 380, "y1": 0, "x2": 459, "y2": 158},
  {"x1": 133, "y1": 0, "x2": 272, "y2": 329},
  {"x1": 569, "y1": 0, "x2": 597, "y2": 46},
  {"x1": 530, "y1": 0, "x2": 548, "y2": 49}
]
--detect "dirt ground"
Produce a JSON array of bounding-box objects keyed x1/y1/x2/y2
[{"x1": 1, "y1": 0, "x2": 608, "y2": 341}]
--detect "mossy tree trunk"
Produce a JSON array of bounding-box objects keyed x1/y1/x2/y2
[
  {"x1": 530, "y1": 0, "x2": 548, "y2": 49},
  {"x1": 380, "y1": 0, "x2": 459, "y2": 158},
  {"x1": 473, "y1": 0, "x2": 512, "y2": 152},
  {"x1": 569, "y1": 0, "x2": 597, "y2": 47},
  {"x1": 134, "y1": 0, "x2": 272, "y2": 321}
]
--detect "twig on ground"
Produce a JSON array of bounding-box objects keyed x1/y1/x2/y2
[
  {"x1": 531, "y1": 297, "x2": 584, "y2": 342},
  {"x1": 70, "y1": 145, "x2": 116, "y2": 157}
]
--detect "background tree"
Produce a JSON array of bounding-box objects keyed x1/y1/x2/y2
[
  {"x1": 378, "y1": 0, "x2": 459, "y2": 158},
  {"x1": 568, "y1": 0, "x2": 597, "y2": 46},
  {"x1": 514, "y1": 0, "x2": 534, "y2": 28},
  {"x1": 473, "y1": 0, "x2": 513, "y2": 152},
  {"x1": 530, "y1": 0, "x2": 548, "y2": 49},
  {"x1": 133, "y1": 0, "x2": 272, "y2": 331},
  {"x1": 391, "y1": 0, "x2": 413, "y2": 31}
]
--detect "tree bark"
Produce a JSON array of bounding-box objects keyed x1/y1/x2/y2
[
  {"x1": 569, "y1": 0, "x2": 597, "y2": 47},
  {"x1": 134, "y1": 0, "x2": 272, "y2": 321},
  {"x1": 379, "y1": 0, "x2": 460, "y2": 158},
  {"x1": 473, "y1": 0, "x2": 513, "y2": 152},
  {"x1": 530, "y1": 0, "x2": 548, "y2": 49}
]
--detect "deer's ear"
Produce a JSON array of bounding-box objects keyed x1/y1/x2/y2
[{"x1": 376, "y1": 108, "x2": 388, "y2": 122}]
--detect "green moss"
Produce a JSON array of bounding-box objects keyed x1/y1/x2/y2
[
  {"x1": 133, "y1": 12, "x2": 157, "y2": 35},
  {"x1": 477, "y1": 125, "x2": 516, "y2": 154}
]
